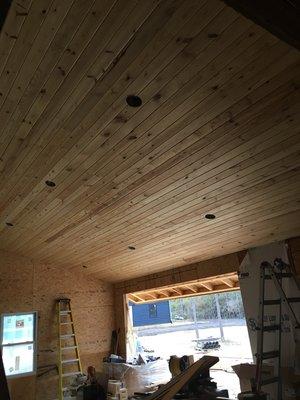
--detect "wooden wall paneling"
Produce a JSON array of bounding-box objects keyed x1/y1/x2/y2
[
  {"x1": 5, "y1": 28, "x2": 292, "y2": 253},
  {"x1": 0, "y1": 249, "x2": 115, "y2": 400}
]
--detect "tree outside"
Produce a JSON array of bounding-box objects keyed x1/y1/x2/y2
[{"x1": 170, "y1": 290, "x2": 245, "y2": 321}]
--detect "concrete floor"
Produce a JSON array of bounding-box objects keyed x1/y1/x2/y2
[{"x1": 136, "y1": 321, "x2": 253, "y2": 398}]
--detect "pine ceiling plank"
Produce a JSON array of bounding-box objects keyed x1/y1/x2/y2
[
  {"x1": 73, "y1": 217, "x2": 300, "y2": 278},
  {"x1": 0, "y1": 3, "x2": 244, "y2": 238},
  {"x1": 32, "y1": 162, "x2": 300, "y2": 265},
  {"x1": 0, "y1": 0, "x2": 76, "y2": 153},
  {"x1": 65, "y1": 81, "x2": 298, "y2": 242},
  {"x1": 25, "y1": 84, "x2": 299, "y2": 255},
  {"x1": 6, "y1": 18, "x2": 262, "y2": 238},
  {"x1": 0, "y1": 0, "x2": 156, "y2": 201},
  {"x1": 5, "y1": 36, "x2": 294, "y2": 247},
  {"x1": 41, "y1": 169, "x2": 300, "y2": 265},
  {"x1": 45, "y1": 45, "x2": 296, "y2": 228},
  {"x1": 72, "y1": 218, "x2": 300, "y2": 279},
  {"x1": 0, "y1": 0, "x2": 32, "y2": 75},
  {"x1": 0, "y1": 0, "x2": 98, "y2": 163},
  {"x1": 44, "y1": 169, "x2": 300, "y2": 269},
  {"x1": 1, "y1": 2, "x2": 183, "y2": 183},
  {"x1": 5, "y1": 146, "x2": 298, "y2": 254},
  {"x1": 7, "y1": 75, "x2": 298, "y2": 255},
  {"x1": 0, "y1": 2, "x2": 197, "y2": 228},
  {"x1": 0, "y1": 0, "x2": 299, "y2": 280},
  {"x1": 86, "y1": 211, "x2": 300, "y2": 278},
  {"x1": 5, "y1": 106, "x2": 293, "y2": 256},
  {"x1": 24, "y1": 3, "x2": 239, "y2": 222},
  {"x1": 26, "y1": 68, "x2": 298, "y2": 247},
  {"x1": 52, "y1": 188, "x2": 300, "y2": 268},
  {"x1": 15, "y1": 164, "x2": 298, "y2": 264},
  {"x1": 0, "y1": 0, "x2": 118, "y2": 204},
  {"x1": 0, "y1": 0, "x2": 55, "y2": 124},
  {"x1": 4, "y1": 0, "x2": 225, "y2": 211}
]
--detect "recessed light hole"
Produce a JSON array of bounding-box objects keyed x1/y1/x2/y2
[
  {"x1": 205, "y1": 213, "x2": 216, "y2": 220},
  {"x1": 128, "y1": 246, "x2": 136, "y2": 250},
  {"x1": 45, "y1": 180, "x2": 56, "y2": 187},
  {"x1": 126, "y1": 95, "x2": 142, "y2": 107}
]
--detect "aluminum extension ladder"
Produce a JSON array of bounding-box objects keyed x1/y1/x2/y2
[
  {"x1": 255, "y1": 258, "x2": 300, "y2": 399},
  {"x1": 57, "y1": 298, "x2": 83, "y2": 400}
]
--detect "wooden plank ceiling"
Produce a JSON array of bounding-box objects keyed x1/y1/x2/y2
[
  {"x1": 128, "y1": 272, "x2": 239, "y2": 303},
  {"x1": 0, "y1": 0, "x2": 299, "y2": 282}
]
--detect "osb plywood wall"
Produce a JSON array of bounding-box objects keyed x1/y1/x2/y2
[{"x1": 0, "y1": 249, "x2": 114, "y2": 400}]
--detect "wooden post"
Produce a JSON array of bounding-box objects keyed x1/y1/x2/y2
[
  {"x1": 191, "y1": 297, "x2": 199, "y2": 339},
  {"x1": 215, "y1": 294, "x2": 225, "y2": 341}
]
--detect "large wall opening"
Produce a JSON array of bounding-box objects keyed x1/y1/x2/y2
[{"x1": 127, "y1": 274, "x2": 252, "y2": 398}]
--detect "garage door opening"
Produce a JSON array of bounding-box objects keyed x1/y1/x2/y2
[{"x1": 126, "y1": 273, "x2": 252, "y2": 398}]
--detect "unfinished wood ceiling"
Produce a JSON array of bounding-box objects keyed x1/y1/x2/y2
[
  {"x1": 0, "y1": 0, "x2": 300, "y2": 282},
  {"x1": 128, "y1": 272, "x2": 239, "y2": 303}
]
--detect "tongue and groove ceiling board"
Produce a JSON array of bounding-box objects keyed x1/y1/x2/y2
[{"x1": 0, "y1": 0, "x2": 299, "y2": 282}]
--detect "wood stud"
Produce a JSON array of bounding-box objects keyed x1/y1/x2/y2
[{"x1": 128, "y1": 272, "x2": 240, "y2": 303}]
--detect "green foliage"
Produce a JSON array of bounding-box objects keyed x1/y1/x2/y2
[{"x1": 170, "y1": 290, "x2": 245, "y2": 320}]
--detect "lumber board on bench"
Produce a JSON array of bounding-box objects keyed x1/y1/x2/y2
[{"x1": 147, "y1": 356, "x2": 219, "y2": 400}]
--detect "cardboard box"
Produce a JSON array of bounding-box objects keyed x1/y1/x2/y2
[{"x1": 232, "y1": 363, "x2": 274, "y2": 392}]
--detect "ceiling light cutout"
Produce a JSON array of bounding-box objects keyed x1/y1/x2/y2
[
  {"x1": 45, "y1": 180, "x2": 56, "y2": 187},
  {"x1": 205, "y1": 213, "x2": 216, "y2": 220},
  {"x1": 126, "y1": 95, "x2": 142, "y2": 107}
]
